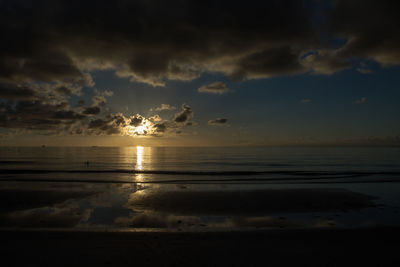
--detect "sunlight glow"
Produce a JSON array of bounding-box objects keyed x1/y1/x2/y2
[
  {"x1": 134, "y1": 125, "x2": 148, "y2": 135},
  {"x1": 129, "y1": 120, "x2": 153, "y2": 136}
]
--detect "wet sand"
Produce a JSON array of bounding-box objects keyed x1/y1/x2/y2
[
  {"x1": 1, "y1": 227, "x2": 400, "y2": 267},
  {"x1": 0, "y1": 187, "x2": 380, "y2": 228},
  {"x1": 0, "y1": 185, "x2": 397, "y2": 266},
  {"x1": 128, "y1": 188, "x2": 376, "y2": 215},
  {"x1": 0, "y1": 188, "x2": 97, "y2": 213}
]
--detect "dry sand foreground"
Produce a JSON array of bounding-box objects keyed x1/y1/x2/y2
[{"x1": 1, "y1": 227, "x2": 399, "y2": 267}]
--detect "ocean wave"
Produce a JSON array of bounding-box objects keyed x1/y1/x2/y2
[
  {"x1": 0, "y1": 169, "x2": 400, "y2": 176},
  {"x1": 1, "y1": 169, "x2": 400, "y2": 176},
  {"x1": 0, "y1": 169, "x2": 400, "y2": 185},
  {"x1": 0, "y1": 177, "x2": 400, "y2": 185}
]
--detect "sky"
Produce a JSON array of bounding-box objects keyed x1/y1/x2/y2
[{"x1": 0, "y1": 0, "x2": 399, "y2": 146}]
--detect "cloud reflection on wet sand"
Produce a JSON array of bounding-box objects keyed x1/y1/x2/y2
[{"x1": 127, "y1": 188, "x2": 376, "y2": 215}]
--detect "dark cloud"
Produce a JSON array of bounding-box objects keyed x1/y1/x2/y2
[
  {"x1": 0, "y1": 98, "x2": 194, "y2": 137},
  {"x1": 76, "y1": 100, "x2": 85, "y2": 107},
  {"x1": 152, "y1": 123, "x2": 167, "y2": 133},
  {"x1": 0, "y1": 48, "x2": 84, "y2": 84},
  {"x1": 335, "y1": 1, "x2": 400, "y2": 64},
  {"x1": 0, "y1": 100, "x2": 85, "y2": 131},
  {"x1": 301, "y1": 50, "x2": 352, "y2": 74},
  {"x1": 130, "y1": 115, "x2": 144, "y2": 127},
  {"x1": 0, "y1": 83, "x2": 118, "y2": 134},
  {"x1": 0, "y1": 83, "x2": 36, "y2": 100},
  {"x1": 174, "y1": 104, "x2": 194, "y2": 123},
  {"x1": 82, "y1": 106, "x2": 101, "y2": 115},
  {"x1": 53, "y1": 110, "x2": 85, "y2": 120},
  {"x1": 198, "y1": 82, "x2": 229, "y2": 94},
  {"x1": 233, "y1": 47, "x2": 305, "y2": 79},
  {"x1": 0, "y1": 0, "x2": 398, "y2": 89},
  {"x1": 208, "y1": 118, "x2": 228, "y2": 126},
  {"x1": 55, "y1": 86, "x2": 74, "y2": 96},
  {"x1": 308, "y1": 0, "x2": 400, "y2": 73},
  {"x1": 88, "y1": 113, "x2": 128, "y2": 135},
  {"x1": 0, "y1": 81, "x2": 85, "y2": 104},
  {"x1": 0, "y1": 0, "x2": 319, "y2": 88},
  {"x1": 0, "y1": 0, "x2": 398, "y2": 90}
]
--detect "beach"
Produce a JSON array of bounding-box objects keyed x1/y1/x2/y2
[
  {"x1": 1, "y1": 184, "x2": 399, "y2": 266},
  {"x1": 2, "y1": 227, "x2": 400, "y2": 267}
]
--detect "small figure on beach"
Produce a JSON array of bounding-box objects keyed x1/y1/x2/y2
[{"x1": 85, "y1": 160, "x2": 90, "y2": 167}]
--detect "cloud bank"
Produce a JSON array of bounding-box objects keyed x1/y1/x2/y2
[
  {"x1": 1, "y1": 0, "x2": 399, "y2": 137},
  {"x1": 1, "y1": 0, "x2": 398, "y2": 88}
]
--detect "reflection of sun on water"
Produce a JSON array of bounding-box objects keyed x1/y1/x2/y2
[
  {"x1": 136, "y1": 146, "x2": 143, "y2": 170},
  {"x1": 135, "y1": 146, "x2": 144, "y2": 182}
]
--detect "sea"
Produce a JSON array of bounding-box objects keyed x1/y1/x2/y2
[{"x1": 1, "y1": 146, "x2": 400, "y2": 230}]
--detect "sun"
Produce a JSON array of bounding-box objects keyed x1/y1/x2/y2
[
  {"x1": 129, "y1": 120, "x2": 153, "y2": 136},
  {"x1": 135, "y1": 125, "x2": 148, "y2": 135}
]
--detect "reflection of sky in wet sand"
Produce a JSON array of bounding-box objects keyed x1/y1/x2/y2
[
  {"x1": 116, "y1": 183, "x2": 400, "y2": 230},
  {"x1": 2, "y1": 182, "x2": 400, "y2": 230}
]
